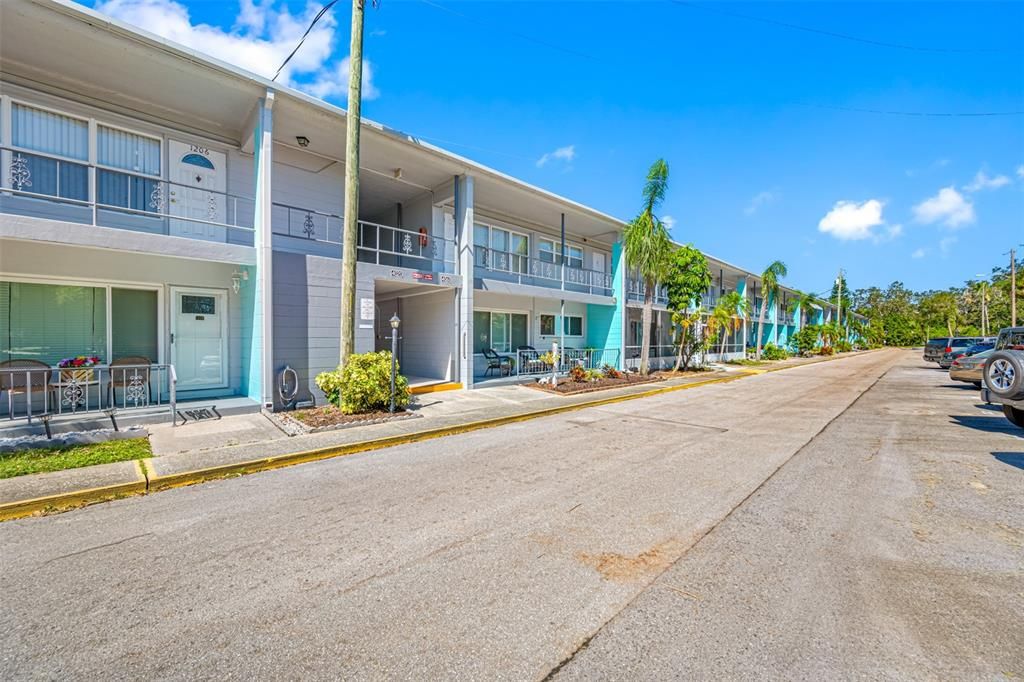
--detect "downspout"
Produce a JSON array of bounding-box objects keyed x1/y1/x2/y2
[{"x1": 560, "y1": 212, "x2": 565, "y2": 366}]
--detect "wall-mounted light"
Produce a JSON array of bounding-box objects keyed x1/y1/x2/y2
[
  {"x1": 231, "y1": 269, "x2": 249, "y2": 294},
  {"x1": 296, "y1": 135, "x2": 310, "y2": 148}
]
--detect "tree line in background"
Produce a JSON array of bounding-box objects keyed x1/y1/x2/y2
[{"x1": 851, "y1": 257, "x2": 1023, "y2": 347}]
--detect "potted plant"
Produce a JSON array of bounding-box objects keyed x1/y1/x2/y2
[{"x1": 58, "y1": 355, "x2": 102, "y2": 383}]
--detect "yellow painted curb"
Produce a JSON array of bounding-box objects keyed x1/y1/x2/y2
[
  {"x1": 145, "y1": 371, "x2": 755, "y2": 494},
  {"x1": 0, "y1": 464, "x2": 148, "y2": 522},
  {"x1": 410, "y1": 381, "x2": 462, "y2": 395}
]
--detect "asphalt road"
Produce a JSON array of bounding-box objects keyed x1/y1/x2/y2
[{"x1": 2, "y1": 349, "x2": 1020, "y2": 680}]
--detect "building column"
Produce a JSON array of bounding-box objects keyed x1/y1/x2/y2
[
  {"x1": 248, "y1": 91, "x2": 274, "y2": 409},
  {"x1": 455, "y1": 174, "x2": 475, "y2": 388},
  {"x1": 736, "y1": 278, "x2": 747, "y2": 353},
  {"x1": 611, "y1": 240, "x2": 626, "y2": 369},
  {"x1": 769, "y1": 290, "x2": 779, "y2": 346}
]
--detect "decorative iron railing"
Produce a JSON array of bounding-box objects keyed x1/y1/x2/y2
[
  {"x1": 513, "y1": 348, "x2": 621, "y2": 377},
  {"x1": 1, "y1": 363, "x2": 176, "y2": 424},
  {"x1": 626, "y1": 278, "x2": 669, "y2": 305},
  {"x1": 271, "y1": 204, "x2": 457, "y2": 271},
  {"x1": 477, "y1": 248, "x2": 613, "y2": 296},
  {"x1": 0, "y1": 146, "x2": 256, "y2": 244}
]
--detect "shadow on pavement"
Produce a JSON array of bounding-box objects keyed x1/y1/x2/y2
[
  {"x1": 993, "y1": 452, "x2": 1024, "y2": 470},
  {"x1": 949, "y1": 414, "x2": 1024, "y2": 437},
  {"x1": 974, "y1": 403, "x2": 1001, "y2": 412}
]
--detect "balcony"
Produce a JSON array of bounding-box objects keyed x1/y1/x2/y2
[
  {"x1": 476, "y1": 248, "x2": 613, "y2": 297},
  {"x1": 1, "y1": 147, "x2": 256, "y2": 247},
  {"x1": 626, "y1": 278, "x2": 669, "y2": 306},
  {"x1": 272, "y1": 203, "x2": 457, "y2": 273}
]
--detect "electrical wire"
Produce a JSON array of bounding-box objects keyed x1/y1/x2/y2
[
  {"x1": 670, "y1": 0, "x2": 1017, "y2": 54},
  {"x1": 796, "y1": 102, "x2": 1024, "y2": 117},
  {"x1": 273, "y1": 0, "x2": 340, "y2": 82}
]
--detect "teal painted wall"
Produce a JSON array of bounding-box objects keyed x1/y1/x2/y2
[{"x1": 589, "y1": 241, "x2": 625, "y2": 368}]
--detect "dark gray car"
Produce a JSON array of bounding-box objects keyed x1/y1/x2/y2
[{"x1": 923, "y1": 337, "x2": 950, "y2": 363}]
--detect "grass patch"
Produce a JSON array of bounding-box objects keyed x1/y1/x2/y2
[
  {"x1": 726, "y1": 358, "x2": 770, "y2": 366},
  {"x1": 0, "y1": 438, "x2": 152, "y2": 479}
]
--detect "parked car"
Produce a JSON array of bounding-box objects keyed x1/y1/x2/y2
[
  {"x1": 949, "y1": 348, "x2": 992, "y2": 387},
  {"x1": 923, "y1": 337, "x2": 950, "y2": 364},
  {"x1": 937, "y1": 337, "x2": 987, "y2": 368},
  {"x1": 938, "y1": 338, "x2": 996, "y2": 369},
  {"x1": 980, "y1": 327, "x2": 1024, "y2": 429}
]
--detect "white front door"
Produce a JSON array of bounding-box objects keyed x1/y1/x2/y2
[
  {"x1": 168, "y1": 140, "x2": 227, "y2": 242},
  {"x1": 170, "y1": 287, "x2": 228, "y2": 390},
  {"x1": 592, "y1": 252, "x2": 606, "y2": 273}
]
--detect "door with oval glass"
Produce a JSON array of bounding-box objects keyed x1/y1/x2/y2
[
  {"x1": 170, "y1": 287, "x2": 228, "y2": 390},
  {"x1": 168, "y1": 140, "x2": 227, "y2": 242}
]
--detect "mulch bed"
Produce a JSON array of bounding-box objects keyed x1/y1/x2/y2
[
  {"x1": 277, "y1": 406, "x2": 421, "y2": 434},
  {"x1": 527, "y1": 374, "x2": 663, "y2": 395},
  {"x1": 652, "y1": 368, "x2": 715, "y2": 378}
]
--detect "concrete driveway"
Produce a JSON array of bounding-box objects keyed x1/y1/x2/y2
[{"x1": 1, "y1": 349, "x2": 1020, "y2": 679}]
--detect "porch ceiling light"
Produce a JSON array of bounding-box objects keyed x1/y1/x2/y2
[{"x1": 296, "y1": 135, "x2": 310, "y2": 148}]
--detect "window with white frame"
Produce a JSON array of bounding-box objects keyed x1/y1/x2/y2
[
  {"x1": 474, "y1": 223, "x2": 528, "y2": 273},
  {"x1": 473, "y1": 310, "x2": 528, "y2": 353},
  {"x1": 537, "y1": 238, "x2": 584, "y2": 269},
  {"x1": 539, "y1": 314, "x2": 583, "y2": 337},
  {"x1": 9, "y1": 102, "x2": 89, "y2": 201},
  {"x1": 96, "y1": 125, "x2": 162, "y2": 213}
]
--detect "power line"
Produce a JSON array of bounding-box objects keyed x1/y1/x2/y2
[
  {"x1": 670, "y1": 0, "x2": 1017, "y2": 54},
  {"x1": 274, "y1": 0, "x2": 341, "y2": 82}
]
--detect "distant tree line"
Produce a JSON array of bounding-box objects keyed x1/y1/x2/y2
[{"x1": 851, "y1": 258, "x2": 1023, "y2": 346}]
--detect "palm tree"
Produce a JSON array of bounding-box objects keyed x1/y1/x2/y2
[
  {"x1": 623, "y1": 159, "x2": 674, "y2": 374},
  {"x1": 710, "y1": 291, "x2": 747, "y2": 358},
  {"x1": 754, "y1": 260, "x2": 787, "y2": 360}
]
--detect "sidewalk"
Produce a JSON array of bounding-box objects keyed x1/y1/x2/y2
[{"x1": 0, "y1": 351, "x2": 875, "y2": 519}]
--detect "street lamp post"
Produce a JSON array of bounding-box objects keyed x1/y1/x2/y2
[
  {"x1": 389, "y1": 314, "x2": 400, "y2": 413},
  {"x1": 975, "y1": 274, "x2": 987, "y2": 336}
]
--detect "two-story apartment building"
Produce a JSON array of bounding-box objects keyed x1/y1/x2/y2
[{"x1": 0, "y1": 0, "x2": 859, "y2": 428}]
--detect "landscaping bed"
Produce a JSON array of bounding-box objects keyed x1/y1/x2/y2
[
  {"x1": 0, "y1": 437, "x2": 152, "y2": 479},
  {"x1": 276, "y1": 405, "x2": 421, "y2": 434},
  {"x1": 528, "y1": 373, "x2": 663, "y2": 395},
  {"x1": 652, "y1": 367, "x2": 715, "y2": 378}
]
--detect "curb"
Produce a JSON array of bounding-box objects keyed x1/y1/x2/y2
[{"x1": 0, "y1": 349, "x2": 885, "y2": 522}]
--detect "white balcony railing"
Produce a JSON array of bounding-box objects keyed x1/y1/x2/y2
[
  {"x1": 1, "y1": 146, "x2": 256, "y2": 245},
  {"x1": 476, "y1": 248, "x2": 613, "y2": 297},
  {"x1": 1, "y1": 363, "x2": 177, "y2": 427}
]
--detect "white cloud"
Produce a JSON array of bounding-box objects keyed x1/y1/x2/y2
[
  {"x1": 1016, "y1": 165, "x2": 1024, "y2": 179},
  {"x1": 662, "y1": 215, "x2": 677, "y2": 231},
  {"x1": 912, "y1": 186, "x2": 975, "y2": 228},
  {"x1": 911, "y1": 247, "x2": 926, "y2": 259},
  {"x1": 939, "y1": 236, "x2": 957, "y2": 255},
  {"x1": 94, "y1": 0, "x2": 378, "y2": 100},
  {"x1": 536, "y1": 145, "x2": 575, "y2": 168},
  {"x1": 876, "y1": 223, "x2": 902, "y2": 244},
  {"x1": 743, "y1": 190, "x2": 778, "y2": 216},
  {"x1": 964, "y1": 170, "x2": 1011, "y2": 192},
  {"x1": 817, "y1": 199, "x2": 886, "y2": 241}
]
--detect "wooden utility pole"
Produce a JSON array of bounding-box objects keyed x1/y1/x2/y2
[
  {"x1": 836, "y1": 267, "x2": 844, "y2": 339},
  {"x1": 339, "y1": 0, "x2": 367, "y2": 366},
  {"x1": 1011, "y1": 248, "x2": 1017, "y2": 327}
]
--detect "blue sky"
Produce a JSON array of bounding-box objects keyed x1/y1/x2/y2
[{"x1": 91, "y1": 0, "x2": 1023, "y2": 295}]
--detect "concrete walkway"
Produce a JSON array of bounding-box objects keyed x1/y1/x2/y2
[{"x1": 0, "y1": 352, "x2": 871, "y2": 511}]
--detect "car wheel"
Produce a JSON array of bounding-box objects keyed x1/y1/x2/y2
[
  {"x1": 1003, "y1": 405, "x2": 1024, "y2": 429},
  {"x1": 984, "y1": 351, "x2": 1024, "y2": 400}
]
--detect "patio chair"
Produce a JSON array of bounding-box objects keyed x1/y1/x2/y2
[
  {"x1": 107, "y1": 356, "x2": 152, "y2": 407},
  {"x1": 0, "y1": 359, "x2": 54, "y2": 418},
  {"x1": 482, "y1": 348, "x2": 513, "y2": 377},
  {"x1": 517, "y1": 345, "x2": 542, "y2": 374}
]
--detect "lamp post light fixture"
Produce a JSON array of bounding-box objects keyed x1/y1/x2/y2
[{"x1": 389, "y1": 314, "x2": 401, "y2": 413}]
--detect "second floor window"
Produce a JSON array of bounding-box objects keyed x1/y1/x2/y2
[
  {"x1": 538, "y1": 239, "x2": 584, "y2": 269},
  {"x1": 10, "y1": 103, "x2": 88, "y2": 201},
  {"x1": 97, "y1": 126, "x2": 161, "y2": 214},
  {"x1": 474, "y1": 223, "x2": 528, "y2": 273}
]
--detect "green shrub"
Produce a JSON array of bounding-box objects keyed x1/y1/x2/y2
[
  {"x1": 761, "y1": 343, "x2": 789, "y2": 361},
  {"x1": 315, "y1": 351, "x2": 410, "y2": 414},
  {"x1": 836, "y1": 339, "x2": 853, "y2": 353},
  {"x1": 584, "y1": 368, "x2": 603, "y2": 381}
]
